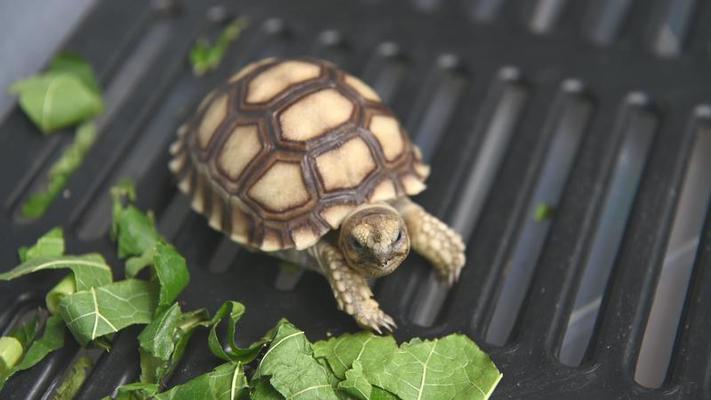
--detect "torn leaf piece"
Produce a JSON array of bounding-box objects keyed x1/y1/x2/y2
[
  {"x1": 254, "y1": 320, "x2": 340, "y2": 400},
  {"x1": 59, "y1": 279, "x2": 157, "y2": 345},
  {"x1": 154, "y1": 362, "x2": 248, "y2": 400}
]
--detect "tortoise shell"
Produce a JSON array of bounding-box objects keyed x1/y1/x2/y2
[{"x1": 169, "y1": 57, "x2": 430, "y2": 251}]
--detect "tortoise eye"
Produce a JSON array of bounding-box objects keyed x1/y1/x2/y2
[
  {"x1": 350, "y1": 236, "x2": 364, "y2": 250},
  {"x1": 395, "y1": 229, "x2": 402, "y2": 243}
]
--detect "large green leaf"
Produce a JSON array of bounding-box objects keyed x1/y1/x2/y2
[
  {"x1": 58, "y1": 279, "x2": 157, "y2": 345},
  {"x1": 154, "y1": 362, "x2": 248, "y2": 400},
  {"x1": 0, "y1": 253, "x2": 112, "y2": 291},
  {"x1": 254, "y1": 320, "x2": 341, "y2": 400},
  {"x1": 313, "y1": 332, "x2": 397, "y2": 379},
  {"x1": 314, "y1": 332, "x2": 501, "y2": 400},
  {"x1": 369, "y1": 335, "x2": 502, "y2": 400}
]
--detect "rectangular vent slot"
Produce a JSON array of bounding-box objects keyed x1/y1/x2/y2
[
  {"x1": 559, "y1": 94, "x2": 657, "y2": 366},
  {"x1": 635, "y1": 108, "x2": 711, "y2": 388},
  {"x1": 486, "y1": 81, "x2": 592, "y2": 345}
]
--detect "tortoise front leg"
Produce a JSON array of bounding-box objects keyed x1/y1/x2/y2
[
  {"x1": 393, "y1": 198, "x2": 466, "y2": 285},
  {"x1": 309, "y1": 241, "x2": 396, "y2": 333}
]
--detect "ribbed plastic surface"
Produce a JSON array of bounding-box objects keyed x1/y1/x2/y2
[{"x1": 1, "y1": 1, "x2": 710, "y2": 399}]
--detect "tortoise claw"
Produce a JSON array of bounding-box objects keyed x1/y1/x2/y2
[{"x1": 355, "y1": 307, "x2": 397, "y2": 334}]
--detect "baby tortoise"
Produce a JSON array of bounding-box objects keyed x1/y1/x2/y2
[{"x1": 169, "y1": 57, "x2": 465, "y2": 332}]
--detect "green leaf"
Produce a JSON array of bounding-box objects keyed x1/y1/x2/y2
[
  {"x1": 110, "y1": 179, "x2": 137, "y2": 235},
  {"x1": 337, "y1": 361, "x2": 372, "y2": 400},
  {"x1": 110, "y1": 182, "x2": 188, "y2": 314},
  {"x1": 110, "y1": 180, "x2": 161, "y2": 273},
  {"x1": 0, "y1": 312, "x2": 66, "y2": 391},
  {"x1": 0, "y1": 253, "x2": 112, "y2": 291},
  {"x1": 113, "y1": 206, "x2": 160, "y2": 263},
  {"x1": 10, "y1": 72, "x2": 103, "y2": 133},
  {"x1": 314, "y1": 332, "x2": 501, "y2": 400},
  {"x1": 46, "y1": 274, "x2": 77, "y2": 314},
  {"x1": 313, "y1": 332, "x2": 397, "y2": 380},
  {"x1": 15, "y1": 314, "x2": 65, "y2": 371},
  {"x1": 208, "y1": 301, "x2": 267, "y2": 363},
  {"x1": 370, "y1": 335, "x2": 502, "y2": 400},
  {"x1": 21, "y1": 122, "x2": 98, "y2": 218},
  {"x1": 250, "y1": 378, "x2": 284, "y2": 400},
  {"x1": 53, "y1": 355, "x2": 93, "y2": 400},
  {"x1": 0, "y1": 337, "x2": 23, "y2": 375},
  {"x1": 137, "y1": 303, "x2": 209, "y2": 384},
  {"x1": 58, "y1": 279, "x2": 157, "y2": 345},
  {"x1": 49, "y1": 52, "x2": 101, "y2": 94},
  {"x1": 189, "y1": 17, "x2": 248, "y2": 76},
  {"x1": 152, "y1": 242, "x2": 189, "y2": 311},
  {"x1": 18, "y1": 227, "x2": 64, "y2": 262},
  {"x1": 155, "y1": 362, "x2": 248, "y2": 400},
  {"x1": 534, "y1": 202, "x2": 554, "y2": 222},
  {"x1": 254, "y1": 320, "x2": 340, "y2": 400},
  {"x1": 111, "y1": 382, "x2": 159, "y2": 400}
]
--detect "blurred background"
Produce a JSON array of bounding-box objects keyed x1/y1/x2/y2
[{"x1": 1, "y1": 0, "x2": 710, "y2": 399}]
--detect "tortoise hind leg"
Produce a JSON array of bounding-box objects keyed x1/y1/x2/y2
[
  {"x1": 308, "y1": 241, "x2": 396, "y2": 333},
  {"x1": 393, "y1": 198, "x2": 466, "y2": 286}
]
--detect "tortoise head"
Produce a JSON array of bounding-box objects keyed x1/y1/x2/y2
[{"x1": 338, "y1": 203, "x2": 410, "y2": 277}]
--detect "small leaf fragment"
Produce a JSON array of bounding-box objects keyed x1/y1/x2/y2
[
  {"x1": 49, "y1": 52, "x2": 101, "y2": 94},
  {"x1": 18, "y1": 227, "x2": 64, "y2": 262},
  {"x1": 14, "y1": 314, "x2": 65, "y2": 372},
  {"x1": 46, "y1": 274, "x2": 77, "y2": 314},
  {"x1": 0, "y1": 337, "x2": 23, "y2": 374},
  {"x1": 208, "y1": 301, "x2": 266, "y2": 363},
  {"x1": 534, "y1": 202, "x2": 554, "y2": 222},
  {"x1": 137, "y1": 303, "x2": 209, "y2": 384},
  {"x1": 53, "y1": 355, "x2": 94, "y2": 400},
  {"x1": 10, "y1": 73, "x2": 103, "y2": 133},
  {"x1": 152, "y1": 242, "x2": 189, "y2": 311},
  {"x1": 189, "y1": 17, "x2": 248, "y2": 76},
  {"x1": 21, "y1": 122, "x2": 98, "y2": 218}
]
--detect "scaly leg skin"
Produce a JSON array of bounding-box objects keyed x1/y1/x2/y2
[
  {"x1": 394, "y1": 198, "x2": 466, "y2": 286},
  {"x1": 309, "y1": 241, "x2": 396, "y2": 333}
]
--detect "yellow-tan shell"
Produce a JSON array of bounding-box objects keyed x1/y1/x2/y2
[{"x1": 169, "y1": 57, "x2": 429, "y2": 251}]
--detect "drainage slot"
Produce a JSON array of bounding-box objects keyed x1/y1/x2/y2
[
  {"x1": 652, "y1": 0, "x2": 696, "y2": 57},
  {"x1": 410, "y1": 68, "x2": 527, "y2": 327},
  {"x1": 529, "y1": 0, "x2": 567, "y2": 34},
  {"x1": 409, "y1": 54, "x2": 467, "y2": 162},
  {"x1": 469, "y1": 0, "x2": 506, "y2": 21},
  {"x1": 584, "y1": 0, "x2": 634, "y2": 45},
  {"x1": 77, "y1": 72, "x2": 201, "y2": 240},
  {"x1": 450, "y1": 67, "x2": 528, "y2": 240},
  {"x1": 559, "y1": 93, "x2": 657, "y2": 366},
  {"x1": 486, "y1": 80, "x2": 592, "y2": 345},
  {"x1": 361, "y1": 42, "x2": 407, "y2": 104},
  {"x1": 635, "y1": 105, "x2": 711, "y2": 388}
]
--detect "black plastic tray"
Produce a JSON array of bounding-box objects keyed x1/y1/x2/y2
[{"x1": 2, "y1": 0, "x2": 711, "y2": 399}]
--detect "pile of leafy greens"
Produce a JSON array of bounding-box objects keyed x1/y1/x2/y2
[
  {"x1": 10, "y1": 53, "x2": 104, "y2": 219},
  {"x1": 0, "y1": 182, "x2": 501, "y2": 399}
]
